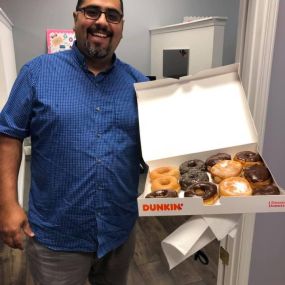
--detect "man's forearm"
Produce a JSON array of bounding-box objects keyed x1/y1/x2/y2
[{"x1": 0, "y1": 135, "x2": 23, "y2": 206}]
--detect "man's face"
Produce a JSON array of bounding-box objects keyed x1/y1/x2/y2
[{"x1": 73, "y1": 0, "x2": 123, "y2": 61}]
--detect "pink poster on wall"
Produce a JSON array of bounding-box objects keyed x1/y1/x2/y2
[{"x1": 46, "y1": 29, "x2": 76, "y2": 54}]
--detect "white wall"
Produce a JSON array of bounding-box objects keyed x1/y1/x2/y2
[
  {"x1": 119, "y1": 0, "x2": 239, "y2": 74},
  {"x1": 249, "y1": 1, "x2": 285, "y2": 284},
  {"x1": 0, "y1": 0, "x2": 240, "y2": 75}
]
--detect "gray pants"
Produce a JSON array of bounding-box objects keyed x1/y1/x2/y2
[{"x1": 26, "y1": 230, "x2": 135, "y2": 285}]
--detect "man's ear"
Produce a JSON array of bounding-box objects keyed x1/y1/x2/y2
[
  {"x1": 121, "y1": 19, "x2": 125, "y2": 39},
  {"x1": 73, "y1": 11, "x2": 78, "y2": 23},
  {"x1": 73, "y1": 12, "x2": 78, "y2": 31}
]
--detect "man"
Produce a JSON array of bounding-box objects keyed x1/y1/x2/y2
[{"x1": 0, "y1": 0, "x2": 148, "y2": 284}]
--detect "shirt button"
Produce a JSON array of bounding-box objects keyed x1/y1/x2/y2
[
  {"x1": 96, "y1": 158, "x2": 101, "y2": 163},
  {"x1": 97, "y1": 133, "x2": 101, "y2": 138},
  {"x1": 96, "y1": 107, "x2": 101, "y2": 112}
]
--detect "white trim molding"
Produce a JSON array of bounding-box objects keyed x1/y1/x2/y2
[
  {"x1": 149, "y1": 17, "x2": 227, "y2": 34},
  {"x1": 0, "y1": 8, "x2": 13, "y2": 30},
  {"x1": 227, "y1": 1, "x2": 280, "y2": 285},
  {"x1": 239, "y1": 0, "x2": 279, "y2": 151}
]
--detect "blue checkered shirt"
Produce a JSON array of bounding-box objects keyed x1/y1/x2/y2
[{"x1": 0, "y1": 44, "x2": 148, "y2": 257}]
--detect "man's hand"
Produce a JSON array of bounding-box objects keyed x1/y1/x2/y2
[{"x1": 0, "y1": 202, "x2": 35, "y2": 250}]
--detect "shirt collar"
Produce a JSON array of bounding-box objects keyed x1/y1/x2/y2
[{"x1": 72, "y1": 41, "x2": 117, "y2": 74}]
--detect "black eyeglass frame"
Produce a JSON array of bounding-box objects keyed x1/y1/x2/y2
[{"x1": 77, "y1": 6, "x2": 123, "y2": 24}]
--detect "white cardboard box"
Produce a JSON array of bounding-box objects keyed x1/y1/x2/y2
[{"x1": 135, "y1": 64, "x2": 285, "y2": 216}]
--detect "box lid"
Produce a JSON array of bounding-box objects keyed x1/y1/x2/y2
[{"x1": 135, "y1": 64, "x2": 258, "y2": 162}]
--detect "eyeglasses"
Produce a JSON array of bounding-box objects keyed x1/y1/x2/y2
[{"x1": 77, "y1": 6, "x2": 123, "y2": 24}]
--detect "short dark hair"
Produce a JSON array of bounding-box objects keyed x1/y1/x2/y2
[{"x1": 76, "y1": 0, "x2": 124, "y2": 14}]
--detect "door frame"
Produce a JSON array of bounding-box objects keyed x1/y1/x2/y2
[{"x1": 217, "y1": 0, "x2": 280, "y2": 284}]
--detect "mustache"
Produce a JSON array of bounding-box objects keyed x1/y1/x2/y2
[{"x1": 87, "y1": 25, "x2": 113, "y2": 37}]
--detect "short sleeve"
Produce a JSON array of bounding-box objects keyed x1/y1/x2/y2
[{"x1": 0, "y1": 64, "x2": 34, "y2": 139}]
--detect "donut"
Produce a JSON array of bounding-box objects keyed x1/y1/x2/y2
[
  {"x1": 205, "y1": 153, "x2": 231, "y2": 171},
  {"x1": 210, "y1": 160, "x2": 243, "y2": 184},
  {"x1": 219, "y1": 177, "x2": 252, "y2": 197},
  {"x1": 151, "y1": 175, "x2": 180, "y2": 192},
  {"x1": 149, "y1": 166, "x2": 179, "y2": 181},
  {"x1": 252, "y1": 185, "x2": 280, "y2": 195},
  {"x1": 145, "y1": 189, "x2": 178, "y2": 198},
  {"x1": 179, "y1": 159, "x2": 206, "y2": 175},
  {"x1": 179, "y1": 170, "x2": 209, "y2": 190},
  {"x1": 243, "y1": 164, "x2": 272, "y2": 189},
  {"x1": 233, "y1": 151, "x2": 263, "y2": 167},
  {"x1": 184, "y1": 182, "x2": 219, "y2": 205}
]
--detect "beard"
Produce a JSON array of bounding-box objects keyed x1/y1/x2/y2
[
  {"x1": 84, "y1": 25, "x2": 113, "y2": 59},
  {"x1": 85, "y1": 41, "x2": 111, "y2": 59}
]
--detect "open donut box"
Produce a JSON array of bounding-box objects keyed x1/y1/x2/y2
[{"x1": 135, "y1": 63, "x2": 285, "y2": 216}]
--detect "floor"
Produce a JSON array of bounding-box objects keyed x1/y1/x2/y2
[{"x1": 0, "y1": 216, "x2": 219, "y2": 285}]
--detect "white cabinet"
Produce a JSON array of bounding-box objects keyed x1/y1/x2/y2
[
  {"x1": 150, "y1": 17, "x2": 227, "y2": 79},
  {"x1": 0, "y1": 8, "x2": 17, "y2": 110}
]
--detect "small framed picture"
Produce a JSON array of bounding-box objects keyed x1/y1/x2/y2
[{"x1": 46, "y1": 29, "x2": 76, "y2": 54}]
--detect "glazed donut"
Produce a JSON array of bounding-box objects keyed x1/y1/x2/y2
[
  {"x1": 150, "y1": 166, "x2": 179, "y2": 181},
  {"x1": 151, "y1": 175, "x2": 180, "y2": 192},
  {"x1": 210, "y1": 160, "x2": 243, "y2": 184},
  {"x1": 252, "y1": 185, "x2": 280, "y2": 195},
  {"x1": 179, "y1": 159, "x2": 206, "y2": 175},
  {"x1": 205, "y1": 153, "x2": 231, "y2": 171},
  {"x1": 146, "y1": 189, "x2": 178, "y2": 198},
  {"x1": 243, "y1": 164, "x2": 272, "y2": 189},
  {"x1": 179, "y1": 170, "x2": 209, "y2": 190},
  {"x1": 219, "y1": 177, "x2": 252, "y2": 197},
  {"x1": 184, "y1": 182, "x2": 219, "y2": 205},
  {"x1": 234, "y1": 151, "x2": 263, "y2": 167}
]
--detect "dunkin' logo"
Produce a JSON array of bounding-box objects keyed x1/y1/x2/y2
[
  {"x1": 142, "y1": 203, "x2": 184, "y2": 212},
  {"x1": 268, "y1": 201, "x2": 285, "y2": 208}
]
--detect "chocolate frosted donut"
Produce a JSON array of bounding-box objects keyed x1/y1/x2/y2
[
  {"x1": 234, "y1": 151, "x2": 262, "y2": 166},
  {"x1": 179, "y1": 159, "x2": 206, "y2": 175},
  {"x1": 243, "y1": 164, "x2": 272, "y2": 188},
  {"x1": 179, "y1": 170, "x2": 209, "y2": 190},
  {"x1": 184, "y1": 182, "x2": 218, "y2": 205},
  {"x1": 253, "y1": 185, "x2": 280, "y2": 195},
  {"x1": 146, "y1": 189, "x2": 178, "y2": 198},
  {"x1": 205, "y1": 153, "x2": 231, "y2": 171}
]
